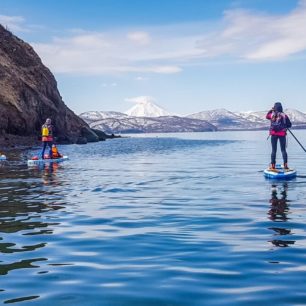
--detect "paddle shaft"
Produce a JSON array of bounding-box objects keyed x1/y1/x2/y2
[{"x1": 288, "y1": 129, "x2": 306, "y2": 153}]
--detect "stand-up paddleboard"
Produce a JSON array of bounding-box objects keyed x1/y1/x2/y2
[
  {"x1": 264, "y1": 164, "x2": 297, "y2": 179},
  {"x1": 0, "y1": 155, "x2": 6, "y2": 161},
  {"x1": 27, "y1": 155, "x2": 68, "y2": 166}
]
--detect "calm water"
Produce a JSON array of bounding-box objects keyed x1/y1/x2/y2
[{"x1": 1, "y1": 131, "x2": 306, "y2": 305}]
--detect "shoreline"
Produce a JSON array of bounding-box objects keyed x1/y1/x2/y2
[{"x1": 0, "y1": 132, "x2": 121, "y2": 152}]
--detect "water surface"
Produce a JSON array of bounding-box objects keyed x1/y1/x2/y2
[{"x1": 1, "y1": 131, "x2": 306, "y2": 305}]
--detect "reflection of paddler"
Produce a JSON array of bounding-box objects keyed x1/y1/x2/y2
[
  {"x1": 268, "y1": 183, "x2": 289, "y2": 221},
  {"x1": 268, "y1": 183, "x2": 295, "y2": 247},
  {"x1": 42, "y1": 162, "x2": 60, "y2": 185}
]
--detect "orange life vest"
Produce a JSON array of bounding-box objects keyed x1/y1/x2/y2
[{"x1": 52, "y1": 147, "x2": 59, "y2": 157}]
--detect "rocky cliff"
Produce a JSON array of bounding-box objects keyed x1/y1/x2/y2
[{"x1": 0, "y1": 24, "x2": 98, "y2": 145}]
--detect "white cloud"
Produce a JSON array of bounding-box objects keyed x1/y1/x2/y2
[
  {"x1": 33, "y1": 33, "x2": 184, "y2": 75},
  {"x1": 197, "y1": 2, "x2": 306, "y2": 60},
  {"x1": 149, "y1": 65, "x2": 182, "y2": 74},
  {"x1": 101, "y1": 82, "x2": 118, "y2": 87},
  {"x1": 127, "y1": 31, "x2": 151, "y2": 45},
  {"x1": 28, "y1": 0, "x2": 306, "y2": 76},
  {"x1": 0, "y1": 15, "x2": 26, "y2": 32},
  {"x1": 135, "y1": 76, "x2": 147, "y2": 81}
]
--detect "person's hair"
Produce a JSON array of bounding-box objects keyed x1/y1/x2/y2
[{"x1": 274, "y1": 102, "x2": 283, "y2": 112}]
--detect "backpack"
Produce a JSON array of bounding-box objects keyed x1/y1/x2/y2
[{"x1": 270, "y1": 112, "x2": 287, "y2": 132}]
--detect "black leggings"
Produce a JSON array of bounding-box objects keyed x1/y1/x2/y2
[
  {"x1": 42, "y1": 141, "x2": 52, "y2": 158},
  {"x1": 271, "y1": 135, "x2": 287, "y2": 164}
]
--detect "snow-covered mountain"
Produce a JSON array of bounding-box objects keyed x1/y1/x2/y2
[
  {"x1": 187, "y1": 108, "x2": 306, "y2": 130},
  {"x1": 236, "y1": 111, "x2": 266, "y2": 122},
  {"x1": 89, "y1": 116, "x2": 216, "y2": 134},
  {"x1": 80, "y1": 107, "x2": 306, "y2": 134},
  {"x1": 235, "y1": 111, "x2": 268, "y2": 128},
  {"x1": 187, "y1": 108, "x2": 258, "y2": 130},
  {"x1": 284, "y1": 108, "x2": 306, "y2": 124},
  {"x1": 187, "y1": 108, "x2": 237, "y2": 121},
  {"x1": 79, "y1": 111, "x2": 127, "y2": 123},
  {"x1": 236, "y1": 109, "x2": 306, "y2": 128},
  {"x1": 125, "y1": 100, "x2": 171, "y2": 117}
]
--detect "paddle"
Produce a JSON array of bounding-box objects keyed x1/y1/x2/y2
[{"x1": 288, "y1": 129, "x2": 306, "y2": 153}]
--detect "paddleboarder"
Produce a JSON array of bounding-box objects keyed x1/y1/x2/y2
[
  {"x1": 41, "y1": 118, "x2": 54, "y2": 159},
  {"x1": 266, "y1": 102, "x2": 292, "y2": 170}
]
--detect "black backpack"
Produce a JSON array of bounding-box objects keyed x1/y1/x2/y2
[{"x1": 270, "y1": 112, "x2": 288, "y2": 132}]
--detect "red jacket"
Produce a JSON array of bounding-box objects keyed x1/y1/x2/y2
[{"x1": 266, "y1": 111, "x2": 290, "y2": 136}]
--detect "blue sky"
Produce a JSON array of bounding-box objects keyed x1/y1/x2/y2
[{"x1": 1, "y1": 0, "x2": 306, "y2": 114}]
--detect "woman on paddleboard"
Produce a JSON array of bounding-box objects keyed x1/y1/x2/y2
[
  {"x1": 41, "y1": 118, "x2": 54, "y2": 159},
  {"x1": 266, "y1": 102, "x2": 292, "y2": 170}
]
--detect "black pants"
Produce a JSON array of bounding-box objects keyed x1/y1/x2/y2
[
  {"x1": 42, "y1": 141, "x2": 52, "y2": 158},
  {"x1": 271, "y1": 135, "x2": 287, "y2": 164}
]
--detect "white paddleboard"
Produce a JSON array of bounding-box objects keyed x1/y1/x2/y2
[
  {"x1": 0, "y1": 155, "x2": 6, "y2": 161},
  {"x1": 264, "y1": 164, "x2": 297, "y2": 179},
  {"x1": 27, "y1": 155, "x2": 68, "y2": 166}
]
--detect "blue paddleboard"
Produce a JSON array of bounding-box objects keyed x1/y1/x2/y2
[
  {"x1": 27, "y1": 155, "x2": 68, "y2": 166},
  {"x1": 264, "y1": 164, "x2": 297, "y2": 179}
]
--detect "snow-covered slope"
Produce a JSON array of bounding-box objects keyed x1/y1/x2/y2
[
  {"x1": 89, "y1": 116, "x2": 216, "y2": 134},
  {"x1": 187, "y1": 108, "x2": 258, "y2": 129},
  {"x1": 237, "y1": 109, "x2": 306, "y2": 127},
  {"x1": 284, "y1": 109, "x2": 306, "y2": 123},
  {"x1": 188, "y1": 108, "x2": 237, "y2": 121},
  {"x1": 125, "y1": 100, "x2": 171, "y2": 117},
  {"x1": 235, "y1": 111, "x2": 268, "y2": 128},
  {"x1": 79, "y1": 111, "x2": 127, "y2": 122},
  {"x1": 236, "y1": 111, "x2": 266, "y2": 122},
  {"x1": 80, "y1": 107, "x2": 306, "y2": 134}
]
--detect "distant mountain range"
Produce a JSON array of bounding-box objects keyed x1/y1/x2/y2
[
  {"x1": 86, "y1": 116, "x2": 216, "y2": 134},
  {"x1": 79, "y1": 102, "x2": 306, "y2": 134}
]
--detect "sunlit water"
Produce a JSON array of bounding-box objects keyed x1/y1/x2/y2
[{"x1": 1, "y1": 131, "x2": 306, "y2": 305}]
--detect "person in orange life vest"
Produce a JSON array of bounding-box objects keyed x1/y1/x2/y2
[
  {"x1": 41, "y1": 118, "x2": 54, "y2": 159},
  {"x1": 51, "y1": 144, "x2": 62, "y2": 159},
  {"x1": 266, "y1": 102, "x2": 292, "y2": 170}
]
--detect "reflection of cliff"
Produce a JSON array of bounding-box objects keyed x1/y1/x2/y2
[
  {"x1": 0, "y1": 169, "x2": 65, "y2": 276},
  {"x1": 268, "y1": 183, "x2": 295, "y2": 247},
  {"x1": 0, "y1": 24, "x2": 98, "y2": 144},
  {"x1": 0, "y1": 258, "x2": 47, "y2": 276}
]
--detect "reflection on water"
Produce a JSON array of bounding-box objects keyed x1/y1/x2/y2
[
  {"x1": 268, "y1": 183, "x2": 289, "y2": 222},
  {"x1": 0, "y1": 163, "x2": 65, "y2": 282},
  {"x1": 268, "y1": 183, "x2": 295, "y2": 248},
  {"x1": 29, "y1": 162, "x2": 63, "y2": 186}
]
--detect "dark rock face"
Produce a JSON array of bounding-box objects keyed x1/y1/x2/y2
[
  {"x1": 0, "y1": 24, "x2": 97, "y2": 144},
  {"x1": 91, "y1": 129, "x2": 107, "y2": 141}
]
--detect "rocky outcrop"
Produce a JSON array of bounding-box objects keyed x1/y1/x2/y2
[{"x1": 0, "y1": 24, "x2": 98, "y2": 145}]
